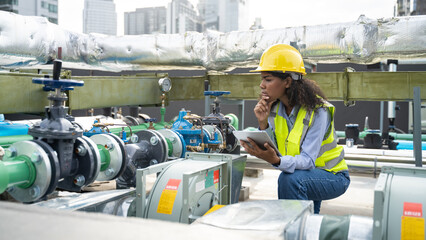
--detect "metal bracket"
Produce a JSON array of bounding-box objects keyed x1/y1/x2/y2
[{"x1": 342, "y1": 67, "x2": 356, "y2": 107}]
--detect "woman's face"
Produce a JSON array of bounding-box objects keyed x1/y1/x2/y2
[{"x1": 259, "y1": 72, "x2": 291, "y2": 102}]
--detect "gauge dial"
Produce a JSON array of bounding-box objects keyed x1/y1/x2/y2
[{"x1": 158, "y1": 77, "x2": 172, "y2": 93}]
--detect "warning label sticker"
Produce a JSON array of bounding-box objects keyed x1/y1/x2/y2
[
  {"x1": 214, "y1": 169, "x2": 220, "y2": 184},
  {"x1": 401, "y1": 202, "x2": 424, "y2": 240},
  {"x1": 401, "y1": 216, "x2": 424, "y2": 240},
  {"x1": 403, "y1": 202, "x2": 423, "y2": 218},
  {"x1": 157, "y1": 179, "x2": 181, "y2": 215},
  {"x1": 165, "y1": 179, "x2": 181, "y2": 191}
]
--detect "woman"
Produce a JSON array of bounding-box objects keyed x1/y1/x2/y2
[{"x1": 241, "y1": 44, "x2": 350, "y2": 214}]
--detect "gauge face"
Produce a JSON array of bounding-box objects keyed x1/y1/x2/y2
[{"x1": 158, "y1": 77, "x2": 172, "y2": 93}]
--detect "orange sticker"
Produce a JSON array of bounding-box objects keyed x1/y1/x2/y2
[
  {"x1": 214, "y1": 169, "x2": 220, "y2": 184},
  {"x1": 165, "y1": 179, "x2": 181, "y2": 191},
  {"x1": 403, "y1": 202, "x2": 423, "y2": 218}
]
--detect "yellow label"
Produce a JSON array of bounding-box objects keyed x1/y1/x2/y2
[
  {"x1": 401, "y1": 216, "x2": 425, "y2": 240},
  {"x1": 157, "y1": 189, "x2": 178, "y2": 215}
]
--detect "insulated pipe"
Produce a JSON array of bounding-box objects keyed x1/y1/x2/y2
[{"x1": 303, "y1": 215, "x2": 373, "y2": 239}]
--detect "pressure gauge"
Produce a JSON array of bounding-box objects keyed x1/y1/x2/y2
[{"x1": 158, "y1": 77, "x2": 172, "y2": 93}]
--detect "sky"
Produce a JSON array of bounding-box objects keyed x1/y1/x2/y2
[{"x1": 58, "y1": 0, "x2": 396, "y2": 35}]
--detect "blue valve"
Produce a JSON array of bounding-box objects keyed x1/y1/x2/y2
[
  {"x1": 33, "y1": 78, "x2": 84, "y2": 92},
  {"x1": 204, "y1": 91, "x2": 230, "y2": 97},
  {"x1": 32, "y1": 60, "x2": 84, "y2": 92},
  {"x1": 146, "y1": 118, "x2": 157, "y2": 123}
]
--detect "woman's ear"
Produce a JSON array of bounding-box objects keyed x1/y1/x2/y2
[{"x1": 284, "y1": 77, "x2": 292, "y2": 89}]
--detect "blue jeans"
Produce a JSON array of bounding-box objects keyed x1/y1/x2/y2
[{"x1": 277, "y1": 169, "x2": 350, "y2": 214}]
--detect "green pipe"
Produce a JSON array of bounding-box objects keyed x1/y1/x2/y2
[
  {"x1": 109, "y1": 124, "x2": 149, "y2": 136},
  {"x1": 0, "y1": 155, "x2": 36, "y2": 194},
  {"x1": 0, "y1": 135, "x2": 33, "y2": 148},
  {"x1": 97, "y1": 144, "x2": 111, "y2": 171},
  {"x1": 336, "y1": 131, "x2": 426, "y2": 141},
  {"x1": 225, "y1": 113, "x2": 239, "y2": 130},
  {"x1": 109, "y1": 123, "x2": 172, "y2": 139}
]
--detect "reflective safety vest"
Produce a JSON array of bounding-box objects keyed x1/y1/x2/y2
[{"x1": 269, "y1": 101, "x2": 348, "y2": 173}]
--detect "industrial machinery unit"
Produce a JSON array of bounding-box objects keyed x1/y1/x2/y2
[
  {"x1": 136, "y1": 152, "x2": 246, "y2": 223},
  {"x1": 373, "y1": 166, "x2": 426, "y2": 239},
  {"x1": 31, "y1": 152, "x2": 246, "y2": 224}
]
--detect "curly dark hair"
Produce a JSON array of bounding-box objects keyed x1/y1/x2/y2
[{"x1": 268, "y1": 71, "x2": 327, "y2": 112}]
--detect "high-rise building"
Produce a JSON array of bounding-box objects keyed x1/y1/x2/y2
[
  {"x1": 83, "y1": 0, "x2": 117, "y2": 35},
  {"x1": 198, "y1": 0, "x2": 249, "y2": 32},
  {"x1": 166, "y1": 0, "x2": 200, "y2": 34},
  {"x1": 396, "y1": 0, "x2": 426, "y2": 16},
  {"x1": 218, "y1": 0, "x2": 248, "y2": 32},
  {"x1": 124, "y1": 7, "x2": 166, "y2": 35},
  {"x1": 0, "y1": 0, "x2": 58, "y2": 24},
  {"x1": 197, "y1": 0, "x2": 219, "y2": 30}
]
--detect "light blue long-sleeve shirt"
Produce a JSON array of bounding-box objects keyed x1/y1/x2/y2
[{"x1": 263, "y1": 102, "x2": 331, "y2": 173}]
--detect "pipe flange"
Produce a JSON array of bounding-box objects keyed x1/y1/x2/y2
[
  {"x1": 223, "y1": 125, "x2": 239, "y2": 153},
  {"x1": 7, "y1": 141, "x2": 52, "y2": 203},
  {"x1": 31, "y1": 140, "x2": 60, "y2": 198},
  {"x1": 90, "y1": 134, "x2": 123, "y2": 181},
  {"x1": 106, "y1": 133, "x2": 128, "y2": 178},
  {"x1": 134, "y1": 129, "x2": 168, "y2": 167},
  {"x1": 80, "y1": 136, "x2": 101, "y2": 184},
  {"x1": 157, "y1": 129, "x2": 184, "y2": 158}
]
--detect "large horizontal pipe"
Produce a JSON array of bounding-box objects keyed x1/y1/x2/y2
[{"x1": 2, "y1": 11, "x2": 426, "y2": 71}]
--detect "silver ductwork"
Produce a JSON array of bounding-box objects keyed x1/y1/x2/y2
[{"x1": 1, "y1": 11, "x2": 426, "y2": 72}]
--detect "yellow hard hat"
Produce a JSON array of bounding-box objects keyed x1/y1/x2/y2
[{"x1": 250, "y1": 44, "x2": 306, "y2": 75}]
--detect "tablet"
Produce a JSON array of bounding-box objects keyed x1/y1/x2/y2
[{"x1": 233, "y1": 130, "x2": 279, "y2": 153}]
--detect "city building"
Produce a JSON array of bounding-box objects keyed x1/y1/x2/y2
[
  {"x1": 197, "y1": 0, "x2": 219, "y2": 30},
  {"x1": 0, "y1": 0, "x2": 58, "y2": 24},
  {"x1": 166, "y1": 0, "x2": 200, "y2": 34},
  {"x1": 124, "y1": 7, "x2": 166, "y2": 35},
  {"x1": 198, "y1": 0, "x2": 249, "y2": 32},
  {"x1": 249, "y1": 17, "x2": 263, "y2": 30},
  {"x1": 396, "y1": 0, "x2": 426, "y2": 16},
  {"x1": 83, "y1": 0, "x2": 117, "y2": 35}
]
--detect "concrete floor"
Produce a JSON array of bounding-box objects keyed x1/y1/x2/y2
[{"x1": 241, "y1": 168, "x2": 377, "y2": 217}]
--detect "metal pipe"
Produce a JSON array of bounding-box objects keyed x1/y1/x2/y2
[
  {"x1": 0, "y1": 135, "x2": 33, "y2": 148},
  {"x1": 336, "y1": 131, "x2": 426, "y2": 141},
  {"x1": 0, "y1": 155, "x2": 36, "y2": 194}
]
